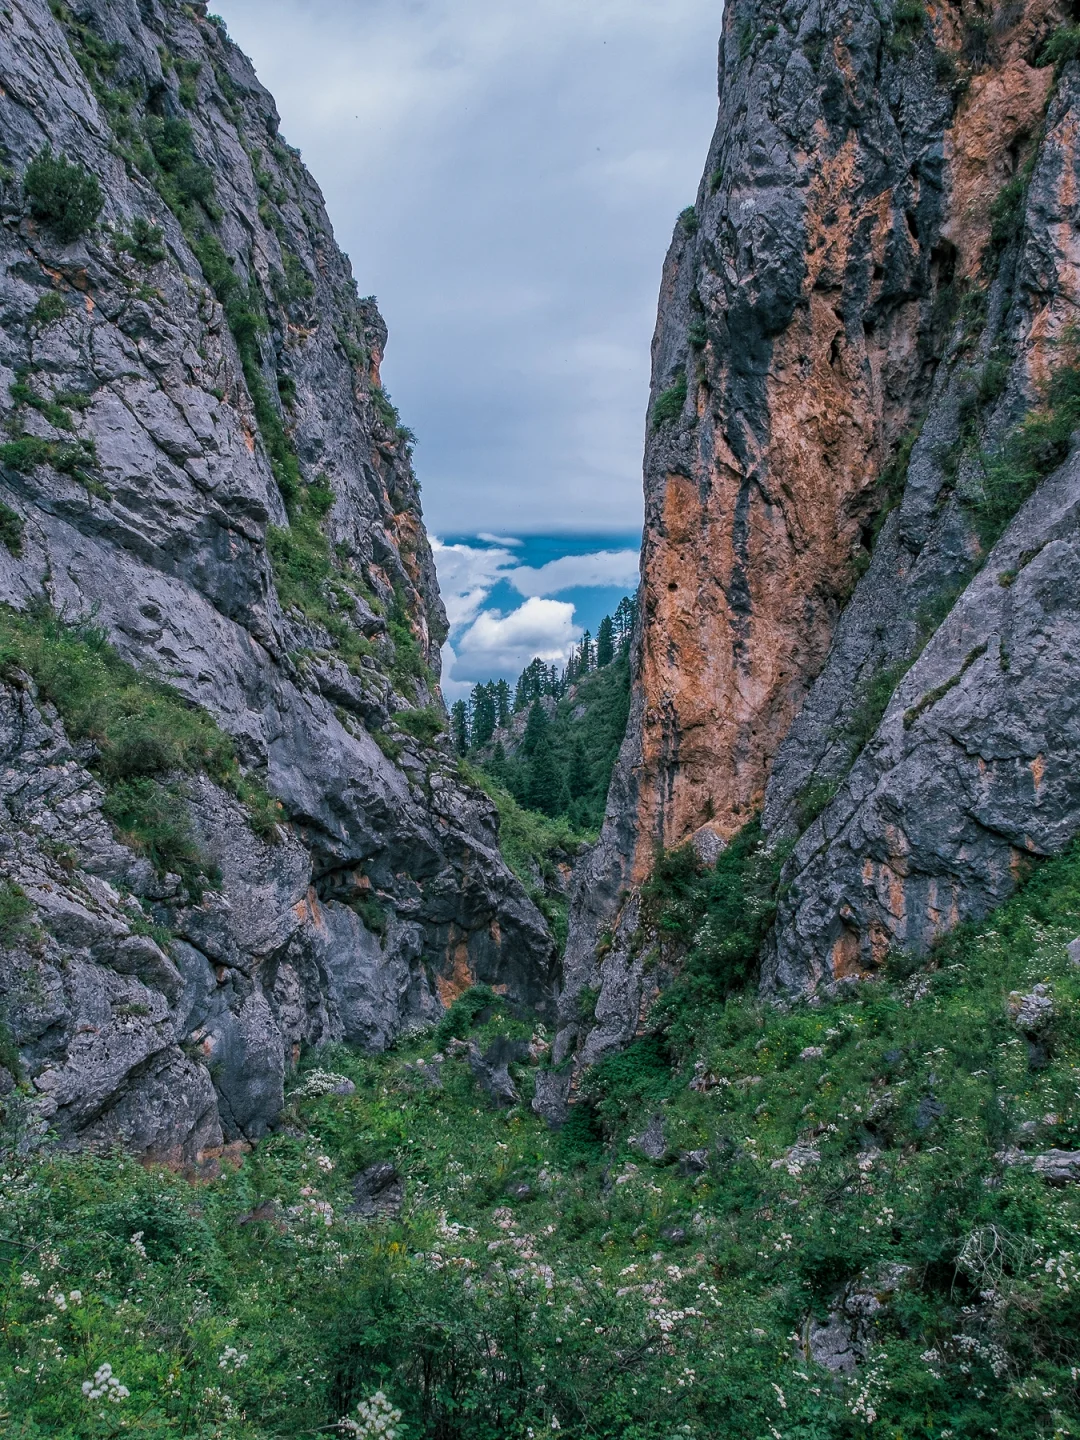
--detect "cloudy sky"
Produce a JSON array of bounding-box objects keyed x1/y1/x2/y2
[{"x1": 212, "y1": 0, "x2": 722, "y2": 695}]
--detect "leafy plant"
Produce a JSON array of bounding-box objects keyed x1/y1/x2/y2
[
  {"x1": 29, "y1": 292, "x2": 67, "y2": 328},
  {"x1": 22, "y1": 147, "x2": 103, "y2": 242},
  {"x1": 889, "y1": 0, "x2": 927, "y2": 53},
  {"x1": 0, "y1": 881, "x2": 33, "y2": 948},
  {"x1": 0, "y1": 502, "x2": 24, "y2": 557},
  {"x1": 651, "y1": 372, "x2": 687, "y2": 429},
  {"x1": 115, "y1": 215, "x2": 166, "y2": 265},
  {"x1": 394, "y1": 706, "x2": 445, "y2": 745}
]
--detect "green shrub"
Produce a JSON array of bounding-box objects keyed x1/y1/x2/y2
[
  {"x1": 394, "y1": 705, "x2": 445, "y2": 745},
  {"x1": 0, "y1": 436, "x2": 99, "y2": 493},
  {"x1": 115, "y1": 215, "x2": 166, "y2": 264},
  {"x1": 677, "y1": 204, "x2": 698, "y2": 236},
  {"x1": 1040, "y1": 23, "x2": 1080, "y2": 72},
  {"x1": 0, "y1": 881, "x2": 33, "y2": 948},
  {"x1": 434, "y1": 984, "x2": 499, "y2": 1046},
  {"x1": 793, "y1": 775, "x2": 838, "y2": 831},
  {"x1": 23, "y1": 147, "x2": 103, "y2": 242},
  {"x1": 0, "y1": 1016, "x2": 22, "y2": 1080},
  {"x1": 581, "y1": 1034, "x2": 673, "y2": 1129},
  {"x1": 144, "y1": 114, "x2": 215, "y2": 220},
  {"x1": 835, "y1": 657, "x2": 913, "y2": 756},
  {"x1": 651, "y1": 372, "x2": 687, "y2": 429},
  {"x1": 967, "y1": 347, "x2": 1080, "y2": 546},
  {"x1": 101, "y1": 778, "x2": 213, "y2": 896},
  {"x1": 889, "y1": 0, "x2": 926, "y2": 52},
  {"x1": 29, "y1": 292, "x2": 67, "y2": 328},
  {"x1": 0, "y1": 502, "x2": 24, "y2": 557}
]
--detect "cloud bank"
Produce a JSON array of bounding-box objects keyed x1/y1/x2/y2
[{"x1": 432, "y1": 538, "x2": 638, "y2": 698}]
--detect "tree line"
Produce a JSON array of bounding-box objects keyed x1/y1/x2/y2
[
  {"x1": 449, "y1": 595, "x2": 636, "y2": 755},
  {"x1": 450, "y1": 595, "x2": 636, "y2": 831}
]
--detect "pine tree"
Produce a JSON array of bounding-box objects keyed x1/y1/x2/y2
[
  {"x1": 525, "y1": 734, "x2": 563, "y2": 817},
  {"x1": 489, "y1": 739, "x2": 508, "y2": 779},
  {"x1": 580, "y1": 630, "x2": 593, "y2": 673},
  {"x1": 568, "y1": 737, "x2": 590, "y2": 799},
  {"x1": 495, "y1": 679, "x2": 511, "y2": 727},
  {"x1": 520, "y1": 698, "x2": 549, "y2": 756},
  {"x1": 450, "y1": 700, "x2": 469, "y2": 754},
  {"x1": 614, "y1": 595, "x2": 636, "y2": 651},
  {"x1": 471, "y1": 683, "x2": 497, "y2": 748},
  {"x1": 596, "y1": 615, "x2": 615, "y2": 668}
]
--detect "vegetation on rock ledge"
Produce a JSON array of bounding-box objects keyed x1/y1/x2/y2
[{"x1": 3, "y1": 833, "x2": 1080, "y2": 1435}]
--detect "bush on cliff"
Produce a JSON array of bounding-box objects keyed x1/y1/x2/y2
[{"x1": 22, "y1": 147, "x2": 103, "y2": 242}]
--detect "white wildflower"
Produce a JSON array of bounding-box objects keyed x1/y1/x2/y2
[
  {"x1": 339, "y1": 1389, "x2": 404, "y2": 1438},
  {"x1": 81, "y1": 1362, "x2": 130, "y2": 1402}
]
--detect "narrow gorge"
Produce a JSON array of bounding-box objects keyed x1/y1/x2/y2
[{"x1": 2, "y1": 1, "x2": 1080, "y2": 1437}]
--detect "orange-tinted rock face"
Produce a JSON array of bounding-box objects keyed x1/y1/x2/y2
[
  {"x1": 543, "y1": 0, "x2": 1080, "y2": 1108},
  {"x1": 630, "y1": 0, "x2": 1063, "y2": 871}
]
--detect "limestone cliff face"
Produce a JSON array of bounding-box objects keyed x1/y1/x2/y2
[
  {"x1": 543, "y1": 0, "x2": 1080, "y2": 1107},
  {"x1": 0, "y1": 0, "x2": 553, "y2": 1160}
]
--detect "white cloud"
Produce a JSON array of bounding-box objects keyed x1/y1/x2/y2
[
  {"x1": 509, "y1": 548, "x2": 639, "y2": 598},
  {"x1": 430, "y1": 538, "x2": 517, "y2": 627},
  {"x1": 477, "y1": 532, "x2": 523, "y2": 547},
  {"x1": 452, "y1": 597, "x2": 580, "y2": 680},
  {"x1": 439, "y1": 639, "x2": 475, "y2": 704}
]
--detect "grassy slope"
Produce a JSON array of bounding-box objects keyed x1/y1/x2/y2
[{"x1": 2, "y1": 843, "x2": 1080, "y2": 1438}]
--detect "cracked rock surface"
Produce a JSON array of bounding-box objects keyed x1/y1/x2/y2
[{"x1": 0, "y1": 0, "x2": 554, "y2": 1158}]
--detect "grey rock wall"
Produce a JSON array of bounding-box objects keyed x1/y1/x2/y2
[{"x1": 0, "y1": 0, "x2": 554, "y2": 1159}]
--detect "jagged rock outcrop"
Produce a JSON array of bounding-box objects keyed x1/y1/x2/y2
[
  {"x1": 549, "y1": 0, "x2": 1080, "y2": 1099},
  {"x1": 0, "y1": 0, "x2": 554, "y2": 1160}
]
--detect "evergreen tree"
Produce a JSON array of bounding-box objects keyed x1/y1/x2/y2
[
  {"x1": 520, "y1": 698, "x2": 549, "y2": 756},
  {"x1": 450, "y1": 700, "x2": 469, "y2": 754},
  {"x1": 596, "y1": 615, "x2": 615, "y2": 668},
  {"x1": 471, "y1": 683, "x2": 497, "y2": 748},
  {"x1": 579, "y1": 630, "x2": 593, "y2": 673},
  {"x1": 567, "y1": 737, "x2": 590, "y2": 799},
  {"x1": 525, "y1": 734, "x2": 562, "y2": 817},
  {"x1": 495, "y1": 679, "x2": 512, "y2": 727},
  {"x1": 614, "y1": 594, "x2": 636, "y2": 650},
  {"x1": 489, "y1": 739, "x2": 508, "y2": 780}
]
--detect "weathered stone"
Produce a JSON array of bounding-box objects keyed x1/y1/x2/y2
[
  {"x1": 0, "y1": 0, "x2": 555, "y2": 1159},
  {"x1": 678, "y1": 1149, "x2": 710, "y2": 1176},
  {"x1": 468, "y1": 1036, "x2": 528, "y2": 1108},
  {"x1": 348, "y1": 1162, "x2": 403, "y2": 1219},
  {"x1": 551, "y1": 2, "x2": 1080, "y2": 1080},
  {"x1": 629, "y1": 1112, "x2": 668, "y2": 1163}
]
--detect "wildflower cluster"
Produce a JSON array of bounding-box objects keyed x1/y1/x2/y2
[
  {"x1": 339, "y1": 1389, "x2": 404, "y2": 1438},
  {"x1": 82, "y1": 1362, "x2": 129, "y2": 1402}
]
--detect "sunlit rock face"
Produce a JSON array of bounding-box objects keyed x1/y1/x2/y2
[
  {"x1": 0, "y1": 0, "x2": 554, "y2": 1160},
  {"x1": 552, "y1": 0, "x2": 1080, "y2": 1099}
]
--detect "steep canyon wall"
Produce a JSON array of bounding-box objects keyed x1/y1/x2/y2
[
  {"x1": 545, "y1": 0, "x2": 1080, "y2": 1108},
  {"x1": 0, "y1": 0, "x2": 554, "y2": 1161}
]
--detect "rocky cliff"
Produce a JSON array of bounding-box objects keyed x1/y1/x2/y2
[
  {"x1": 546, "y1": 0, "x2": 1080, "y2": 1105},
  {"x1": 0, "y1": 0, "x2": 554, "y2": 1162}
]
